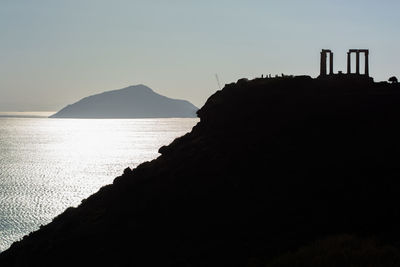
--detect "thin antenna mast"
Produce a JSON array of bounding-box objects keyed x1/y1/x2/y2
[{"x1": 215, "y1": 74, "x2": 222, "y2": 90}]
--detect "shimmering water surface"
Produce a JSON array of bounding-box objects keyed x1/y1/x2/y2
[{"x1": 0, "y1": 117, "x2": 198, "y2": 251}]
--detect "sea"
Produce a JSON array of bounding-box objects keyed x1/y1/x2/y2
[{"x1": 0, "y1": 112, "x2": 198, "y2": 252}]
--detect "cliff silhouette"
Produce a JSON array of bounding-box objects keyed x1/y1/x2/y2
[
  {"x1": 50, "y1": 84, "x2": 198, "y2": 118},
  {"x1": 2, "y1": 76, "x2": 400, "y2": 266}
]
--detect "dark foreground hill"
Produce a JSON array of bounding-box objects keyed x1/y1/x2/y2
[
  {"x1": 3, "y1": 76, "x2": 400, "y2": 266},
  {"x1": 50, "y1": 84, "x2": 198, "y2": 118}
]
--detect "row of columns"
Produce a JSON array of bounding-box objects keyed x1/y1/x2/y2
[
  {"x1": 320, "y1": 49, "x2": 369, "y2": 77},
  {"x1": 347, "y1": 49, "x2": 369, "y2": 76},
  {"x1": 320, "y1": 49, "x2": 333, "y2": 76}
]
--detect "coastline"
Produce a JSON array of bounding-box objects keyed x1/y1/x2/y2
[
  {"x1": 3, "y1": 76, "x2": 400, "y2": 266},
  {"x1": 0, "y1": 112, "x2": 56, "y2": 118}
]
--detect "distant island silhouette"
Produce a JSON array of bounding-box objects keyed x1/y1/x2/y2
[
  {"x1": 3, "y1": 50, "x2": 400, "y2": 266},
  {"x1": 50, "y1": 84, "x2": 198, "y2": 118}
]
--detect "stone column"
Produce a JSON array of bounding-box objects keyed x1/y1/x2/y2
[
  {"x1": 329, "y1": 52, "x2": 333, "y2": 75},
  {"x1": 320, "y1": 51, "x2": 327, "y2": 76},
  {"x1": 356, "y1": 51, "x2": 360, "y2": 74},
  {"x1": 347, "y1": 52, "x2": 351, "y2": 74},
  {"x1": 365, "y1": 51, "x2": 369, "y2": 76}
]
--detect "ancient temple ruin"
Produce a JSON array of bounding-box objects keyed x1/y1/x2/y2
[
  {"x1": 347, "y1": 49, "x2": 369, "y2": 76},
  {"x1": 320, "y1": 49, "x2": 334, "y2": 76},
  {"x1": 319, "y1": 49, "x2": 370, "y2": 79}
]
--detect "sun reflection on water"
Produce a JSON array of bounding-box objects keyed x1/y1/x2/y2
[{"x1": 0, "y1": 118, "x2": 198, "y2": 251}]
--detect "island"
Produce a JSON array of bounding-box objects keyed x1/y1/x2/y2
[{"x1": 50, "y1": 84, "x2": 198, "y2": 118}]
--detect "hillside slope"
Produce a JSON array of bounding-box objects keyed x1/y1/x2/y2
[{"x1": 2, "y1": 76, "x2": 400, "y2": 266}]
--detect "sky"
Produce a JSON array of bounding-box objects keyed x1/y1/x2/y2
[{"x1": 1, "y1": 0, "x2": 400, "y2": 111}]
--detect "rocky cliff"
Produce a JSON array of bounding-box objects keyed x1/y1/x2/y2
[{"x1": 2, "y1": 76, "x2": 400, "y2": 266}]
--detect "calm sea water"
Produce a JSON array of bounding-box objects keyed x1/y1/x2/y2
[{"x1": 0, "y1": 116, "x2": 198, "y2": 251}]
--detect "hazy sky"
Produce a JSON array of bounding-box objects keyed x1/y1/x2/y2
[{"x1": 1, "y1": 0, "x2": 400, "y2": 111}]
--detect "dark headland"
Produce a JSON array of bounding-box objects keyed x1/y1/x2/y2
[
  {"x1": 3, "y1": 74, "x2": 400, "y2": 266},
  {"x1": 50, "y1": 84, "x2": 198, "y2": 118}
]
